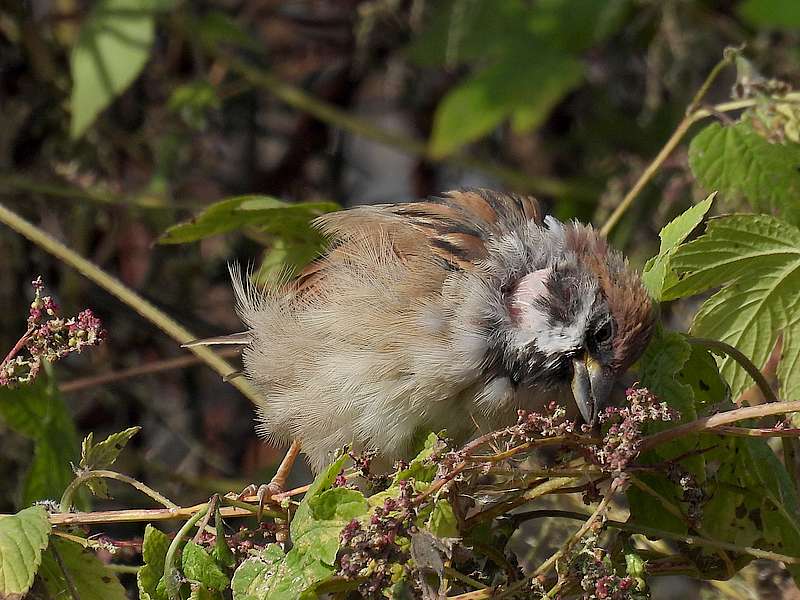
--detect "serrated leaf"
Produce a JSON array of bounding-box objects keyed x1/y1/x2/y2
[
  {"x1": 664, "y1": 214, "x2": 800, "y2": 399},
  {"x1": 0, "y1": 505, "x2": 50, "y2": 598},
  {"x1": 182, "y1": 541, "x2": 229, "y2": 591},
  {"x1": 80, "y1": 426, "x2": 140, "y2": 470},
  {"x1": 737, "y1": 0, "x2": 800, "y2": 28},
  {"x1": 231, "y1": 544, "x2": 332, "y2": 600},
  {"x1": 641, "y1": 193, "x2": 715, "y2": 299},
  {"x1": 39, "y1": 538, "x2": 126, "y2": 600},
  {"x1": 158, "y1": 195, "x2": 339, "y2": 245},
  {"x1": 689, "y1": 121, "x2": 800, "y2": 225},
  {"x1": 427, "y1": 500, "x2": 459, "y2": 539},
  {"x1": 0, "y1": 368, "x2": 81, "y2": 507},
  {"x1": 429, "y1": 49, "x2": 582, "y2": 158},
  {"x1": 70, "y1": 0, "x2": 155, "y2": 139},
  {"x1": 137, "y1": 524, "x2": 171, "y2": 600}
]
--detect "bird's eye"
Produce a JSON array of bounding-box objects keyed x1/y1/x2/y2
[{"x1": 594, "y1": 320, "x2": 614, "y2": 345}]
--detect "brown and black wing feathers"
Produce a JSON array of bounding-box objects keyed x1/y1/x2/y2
[{"x1": 292, "y1": 189, "x2": 543, "y2": 297}]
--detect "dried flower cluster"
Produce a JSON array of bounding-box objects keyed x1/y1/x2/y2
[
  {"x1": 592, "y1": 386, "x2": 677, "y2": 474},
  {"x1": 0, "y1": 277, "x2": 104, "y2": 386},
  {"x1": 337, "y1": 480, "x2": 416, "y2": 596}
]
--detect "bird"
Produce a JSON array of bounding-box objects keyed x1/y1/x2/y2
[{"x1": 195, "y1": 189, "x2": 655, "y2": 489}]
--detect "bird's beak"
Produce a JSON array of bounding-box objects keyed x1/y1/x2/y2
[{"x1": 571, "y1": 355, "x2": 613, "y2": 427}]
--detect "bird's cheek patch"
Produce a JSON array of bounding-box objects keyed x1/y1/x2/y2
[{"x1": 507, "y1": 268, "x2": 551, "y2": 325}]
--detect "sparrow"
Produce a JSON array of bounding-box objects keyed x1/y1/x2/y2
[{"x1": 200, "y1": 189, "x2": 655, "y2": 476}]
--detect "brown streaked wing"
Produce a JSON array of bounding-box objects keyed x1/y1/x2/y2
[{"x1": 290, "y1": 189, "x2": 544, "y2": 297}]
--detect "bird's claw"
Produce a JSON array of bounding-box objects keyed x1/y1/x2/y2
[{"x1": 238, "y1": 482, "x2": 283, "y2": 521}]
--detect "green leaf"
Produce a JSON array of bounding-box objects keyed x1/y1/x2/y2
[
  {"x1": 0, "y1": 369, "x2": 81, "y2": 507},
  {"x1": 393, "y1": 432, "x2": 440, "y2": 485},
  {"x1": 137, "y1": 524, "x2": 171, "y2": 600},
  {"x1": 429, "y1": 49, "x2": 582, "y2": 158},
  {"x1": 639, "y1": 327, "x2": 703, "y2": 475},
  {"x1": 641, "y1": 193, "x2": 715, "y2": 299},
  {"x1": 70, "y1": 0, "x2": 155, "y2": 139},
  {"x1": 212, "y1": 509, "x2": 235, "y2": 569},
  {"x1": 779, "y1": 319, "x2": 800, "y2": 402},
  {"x1": 688, "y1": 121, "x2": 800, "y2": 225},
  {"x1": 182, "y1": 541, "x2": 229, "y2": 591},
  {"x1": 290, "y1": 455, "x2": 361, "y2": 562},
  {"x1": 664, "y1": 214, "x2": 800, "y2": 398},
  {"x1": 295, "y1": 488, "x2": 368, "y2": 562},
  {"x1": 252, "y1": 234, "x2": 326, "y2": 286},
  {"x1": 427, "y1": 500, "x2": 459, "y2": 538},
  {"x1": 0, "y1": 506, "x2": 50, "y2": 598},
  {"x1": 231, "y1": 545, "x2": 331, "y2": 600},
  {"x1": 409, "y1": 0, "x2": 628, "y2": 65},
  {"x1": 39, "y1": 539, "x2": 126, "y2": 600},
  {"x1": 739, "y1": 437, "x2": 800, "y2": 583},
  {"x1": 627, "y1": 473, "x2": 687, "y2": 535},
  {"x1": 79, "y1": 426, "x2": 140, "y2": 496},
  {"x1": 158, "y1": 196, "x2": 339, "y2": 244},
  {"x1": 737, "y1": 0, "x2": 800, "y2": 28}
]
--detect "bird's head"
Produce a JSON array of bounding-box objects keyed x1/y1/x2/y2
[{"x1": 482, "y1": 216, "x2": 655, "y2": 426}]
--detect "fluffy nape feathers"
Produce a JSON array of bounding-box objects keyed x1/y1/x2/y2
[{"x1": 226, "y1": 190, "x2": 655, "y2": 472}]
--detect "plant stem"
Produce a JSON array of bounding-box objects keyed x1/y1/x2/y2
[
  {"x1": 60, "y1": 469, "x2": 179, "y2": 513},
  {"x1": 0, "y1": 201, "x2": 261, "y2": 405},
  {"x1": 600, "y1": 50, "x2": 738, "y2": 237},
  {"x1": 164, "y1": 504, "x2": 210, "y2": 600},
  {"x1": 510, "y1": 509, "x2": 800, "y2": 564},
  {"x1": 641, "y1": 400, "x2": 800, "y2": 450},
  {"x1": 58, "y1": 347, "x2": 242, "y2": 393}
]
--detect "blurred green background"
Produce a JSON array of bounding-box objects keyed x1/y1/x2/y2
[{"x1": 0, "y1": 1, "x2": 799, "y2": 596}]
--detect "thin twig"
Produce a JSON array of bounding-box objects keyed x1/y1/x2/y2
[
  {"x1": 600, "y1": 50, "x2": 737, "y2": 237},
  {"x1": 640, "y1": 400, "x2": 800, "y2": 451},
  {"x1": 59, "y1": 348, "x2": 242, "y2": 393}
]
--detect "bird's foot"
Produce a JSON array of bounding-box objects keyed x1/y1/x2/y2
[{"x1": 237, "y1": 481, "x2": 284, "y2": 521}]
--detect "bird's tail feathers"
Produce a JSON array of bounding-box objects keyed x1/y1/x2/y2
[{"x1": 182, "y1": 331, "x2": 251, "y2": 348}]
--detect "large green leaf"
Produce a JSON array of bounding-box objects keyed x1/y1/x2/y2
[
  {"x1": 39, "y1": 539, "x2": 126, "y2": 600},
  {"x1": 413, "y1": 0, "x2": 630, "y2": 157},
  {"x1": 294, "y1": 488, "x2": 368, "y2": 564},
  {"x1": 70, "y1": 0, "x2": 155, "y2": 139},
  {"x1": 429, "y1": 49, "x2": 583, "y2": 158},
  {"x1": 0, "y1": 506, "x2": 50, "y2": 598},
  {"x1": 689, "y1": 120, "x2": 800, "y2": 224},
  {"x1": 664, "y1": 214, "x2": 800, "y2": 399},
  {"x1": 158, "y1": 196, "x2": 339, "y2": 244},
  {"x1": 0, "y1": 369, "x2": 81, "y2": 507},
  {"x1": 641, "y1": 193, "x2": 715, "y2": 299},
  {"x1": 779, "y1": 319, "x2": 800, "y2": 401}
]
